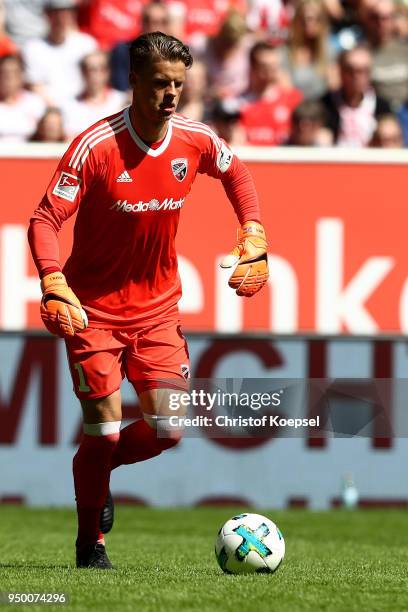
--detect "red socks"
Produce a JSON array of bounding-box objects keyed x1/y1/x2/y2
[
  {"x1": 73, "y1": 419, "x2": 182, "y2": 548},
  {"x1": 73, "y1": 432, "x2": 119, "y2": 548},
  {"x1": 111, "y1": 419, "x2": 181, "y2": 469}
]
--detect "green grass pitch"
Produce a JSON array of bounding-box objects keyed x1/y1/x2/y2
[{"x1": 1, "y1": 507, "x2": 408, "y2": 611}]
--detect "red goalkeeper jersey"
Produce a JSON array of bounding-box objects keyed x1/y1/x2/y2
[{"x1": 29, "y1": 108, "x2": 259, "y2": 328}]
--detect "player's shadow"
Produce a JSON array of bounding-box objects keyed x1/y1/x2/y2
[{"x1": 0, "y1": 563, "x2": 71, "y2": 570}]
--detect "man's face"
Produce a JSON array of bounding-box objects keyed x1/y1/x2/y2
[
  {"x1": 182, "y1": 61, "x2": 206, "y2": 100},
  {"x1": 375, "y1": 118, "x2": 404, "y2": 147},
  {"x1": 0, "y1": 58, "x2": 23, "y2": 99},
  {"x1": 82, "y1": 53, "x2": 110, "y2": 90},
  {"x1": 341, "y1": 49, "x2": 372, "y2": 96},
  {"x1": 293, "y1": 119, "x2": 322, "y2": 146},
  {"x1": 46, "y1": 7, "x2": 75, "y2": 31},
  {"x1": 251, "y1": 49, "x2": 280, "y2": 89},
  {"x1": 142, "y1": 4, "x2": 169, "y2": 32},
  {"x1": 366, "y1": 0, "x2": 396, "y2": 42},
  {"x1": 131, "y1": 58, "x2": 186, "y2": 124}
]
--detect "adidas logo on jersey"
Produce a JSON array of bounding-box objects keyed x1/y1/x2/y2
[{"x1": 116, "y1": 170, "x2": 132, "y2": 183}]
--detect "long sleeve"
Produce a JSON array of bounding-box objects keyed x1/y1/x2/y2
[
  {"x1": 28, "y1": 219, "x2": 61, "y2": 277},
  {"x1": 197, "y1": 129, "x2": 261, "y2": 225},
  {"x1": 220, "y1": 156, "x2": 261, "y2": 224},
  {"x1": 28, "y1": 131, "x2": 100, "y2": 277}
]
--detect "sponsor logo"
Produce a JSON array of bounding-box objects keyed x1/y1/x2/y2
[
  {"x1": 116, "y1": 170, "x2": 133, "y2": 183},
  {"x1": 171, "y1": 158, "x2": 188, "y2": 182},
  {"x1": 243, "y1": 224, "x2": 264, "y2": 236},
  {"x1": 110, "y1": 197, "x2": 185, "y2": 213},
  {"x1": 217, "y1": 142, "x2": 233, "y2": 173},
  {"x1": 181, "y1": 364, "x2": 190, "y2": 380},
  {"x1": 52, "y1": 171, "x2": 81, "y2": 202}
]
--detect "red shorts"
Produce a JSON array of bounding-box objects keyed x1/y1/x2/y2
[{"x1": 65, "y1": 319, "x2": 190, "y2": 400}]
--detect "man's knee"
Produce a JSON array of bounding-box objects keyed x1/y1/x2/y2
[
  {"x1": 143, "y1": 413, "x2": 184, "y2": 451},
  {"x1": 157, "y1": 431, "x2": 183, "y2": 451}
]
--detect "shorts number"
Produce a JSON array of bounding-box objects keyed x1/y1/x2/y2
[{"x1": 74, "y1": 362, "x2": 91, "y2": 392}]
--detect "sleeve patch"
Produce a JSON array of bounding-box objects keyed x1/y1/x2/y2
[
  {"x1": 52, "y1": 171, "x2": 81, "y2": 202},
  {"x1": 216, "y1": 142, "x2": 234, "y2": 173}
]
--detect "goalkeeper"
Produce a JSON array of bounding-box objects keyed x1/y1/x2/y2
[{"x1": 28, "y1": 32, "x2": 268, "y2": 570}]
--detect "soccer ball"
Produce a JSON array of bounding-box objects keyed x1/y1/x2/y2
[{"x1": 215, "y1": 513, "x2": 285, "y2": 574}]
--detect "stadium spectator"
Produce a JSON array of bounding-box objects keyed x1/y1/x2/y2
[
  {"x1": 63, "y1": 51, "x2": 127, "y2": 137},
  {"x1": 240, "y1": 41, "x2": 295, "y2": 102},
  {"x1": 238, "y1": 41, "x2": 303, "y2": 145},
  {"x1": 246, "y1": 0, "x2": 290, "y2": 44},
  {"x1": 177, "y1": 59, "x2": 208, "y2": 121},
  {"x1": 0, "y1": 54, "x2": 45, "y2": 142},
  {"x1": 286, "y1": 99, "x2": 334, "y2": 144},
  {"x1": 320, "y1": 45, "x2": 391, "y2": 146},
  {"x1": 0, "y1": 0, "x2": 19, "y2": 57},
  {"x1": 111, "y1": 1, "x2": 172, "y2": 92},
  {"x1": 201, "y1": 9, "x2": 254, "y2": 99},
  {"x1": 369, "y1": 112, "x2": 404, "y2": 146},
  {"x1": 30, "y1": 107, "x2": 67, "y2": 142},
  {"x1": 22, "y1": 0, "x2": 98, "y2": 106},
  {"x1": 322, "y1": 0, "x2": 345, "y2": 21},
  {"x1": 395, "y1": 0, "x2": 408, "y2": 38},
  {"x1": 4, "y1": 0, "x2": 48, "y2": 46},
  {"x1": 78, "y1": 0, "x2": 142, "y2": 51},
  {"x1": 210, "y1": 98, "x2": 247, "y2": 144},
  {"x1": 360, "y1": 0, "x2": 408, "y2": 110},
  {"x1": 176, "y1": 0, "x2": 247, "y2": 53},
  {"x1": 279, "y1": 0, "x2": 339, "y2": 100},
  {"x1": 397, "y1": 95, "x2": 408, "y2": 143},
  {"x1": 141, "y1": 1, "x2": 172, "y2": 34},
  {"x1": 163, "y1": 2, "x2": 188, "y2": 41}
]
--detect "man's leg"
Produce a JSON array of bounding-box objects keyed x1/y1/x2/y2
[
  {"x1": 111, "y1": 318, "x2": 189, "y2": 469},
  {"x1": 111, "y1": 388, "x2": 184, "y2": 469},
  {"x1": 73, "y1": 390, "x2": 122, "y2": 567},
  {"x1": 65, "y1": 327, "x2": 126, "y2": 567}
]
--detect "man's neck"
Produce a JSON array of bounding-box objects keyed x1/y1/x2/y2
[
  {"x1": 251, "y1": 83, "x2": 279, "y2": 100},
  {"x1": 48, "y1": 30, "x2": 67, "y2": 45},
  {"x1": 343, "y1": 90, "x2": 365, "y2": 108},
  {"x1": 1, "y1": 93, "x2": 18, "y2": 104},
  {"x1": 368, "y1": 33, "x2": 392, "y2": 48},
  {"x1": 83, "y1": 86, "x2": 107, "y2": 102},
  {"x1": 130, "y1": 105, "x2": 169, "y2": 143}
]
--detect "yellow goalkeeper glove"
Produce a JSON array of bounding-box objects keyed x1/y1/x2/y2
[
  {"x1": 40, "y1": 272, "x2": 88, "y2": 338},
  {"x1": 220, "y1": 221, "x2": 269, "y2": 297}
]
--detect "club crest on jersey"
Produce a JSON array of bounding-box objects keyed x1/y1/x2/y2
[
  {"x1": 181, "y1": 364, "x2": 190, "y2": 380},
  {"x1": 52, "y1": 171, "x2": 81, "y2": 202},
  {"x1": 171, "y1": 158, "x2": 188, "y2": 182}
]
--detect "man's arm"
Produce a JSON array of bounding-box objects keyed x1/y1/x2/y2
[
  {"x1": 28, "y1": 134, "x2": 98, "y2": 335},
  {"x1": 28, "y1": 207, "x2": 68, "y2": 279},
  {"x1": 220, "y1": 155, "x2": 261, "y2": 224},
  {"x1": 198, "y1": 135, "x2": 269, "y2": 297}
]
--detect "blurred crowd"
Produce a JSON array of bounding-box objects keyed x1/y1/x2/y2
[{"x1": 1, "y1": 0, "x2": 408, "y2": 148}]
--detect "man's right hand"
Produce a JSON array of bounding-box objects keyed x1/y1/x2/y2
[
  {"x1": 220, "y1": 221, "x2": 269, "y2": 297},
  {"x1": 40, "y1": 272, "x2": 88, "y2": 337}
]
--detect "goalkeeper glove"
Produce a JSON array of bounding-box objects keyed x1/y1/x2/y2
[
  {"x1": 40, "y1": 272, "x2": 88, "y2": 338},
  {"x1": 220, "y1": 220, "x2": 269, "y2": 297}
]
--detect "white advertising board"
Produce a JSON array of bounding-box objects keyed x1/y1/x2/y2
[{"x1": 0, "y1": 334, "x2": 407, "y2": 509}]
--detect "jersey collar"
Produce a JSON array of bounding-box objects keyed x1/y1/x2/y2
[{"x1": 124, "y1": 107, "x2": 172, "y2": 157}]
